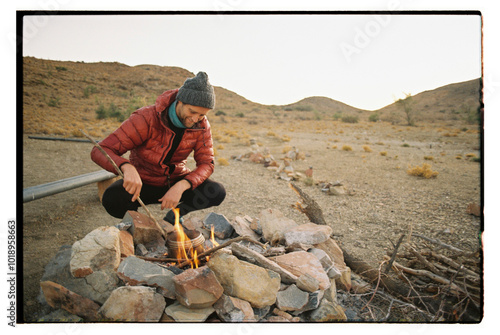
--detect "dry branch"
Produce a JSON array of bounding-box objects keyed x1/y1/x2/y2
[
  {"x1": 384, "y1": 234, "x2": 405, "y2": 274},
  {"x1": 231, "y1": 243, "x2": 298, "y2": 284},
  {"x1": 289, "y1": 182, "x2": 327, "y2": 225},
  {"x1": 175, "y1": 236, "x2": 265, "y2": 268},
  {"x1": 80, "y1": 129, "x2": 165, "y2": 238},
  {"x1": 410, "y1": 233, "x2": 464, "y2": 254}
]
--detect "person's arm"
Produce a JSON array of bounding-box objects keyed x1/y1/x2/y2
[
  {"x1": 158, "y1": 179, "x2": 191, "y2": 210},
  {"x1": 121, "y1": 163, "x2": 143, "y2": 202}
]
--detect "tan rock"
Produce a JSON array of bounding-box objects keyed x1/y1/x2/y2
[
  {"x1": 70, "y1": 226, "x2": 121, "y2": 278},
  {"x1": 308, "y1": 300, "x2": 347, "y2": 322},
  {"x1": 173, "y1": 266, "x2": 224, "y2": 309},
  {"x1": 125, "y1": 210, "x2": 164, "y2": 247},
  {"x1": 272, "y1": 251, "x2": 330, "y2": 290},
  {"x1": 296, "y1": 273, "x2": 320, "y2": 293},
  {"x1": 40, "y1": 281, "x2": 101, "y2": 321},
  {"x1": 231, "y1": 216, "x2": 260, "y2": 241},
  {"x1": 284, "y1": 222, "x2": 332, "y2": 246},
  {"x1": 314, "y1": 238, "x2": 351, "y2": 290},
  {"x1": 258, "y1": 208, "x2": 298, "y2": 245},
  {"x1": 164, "y1": 301, "x2": 215, "y2": 322},
  {"x1": 208, "y1": 251, "x2": 281, "y2": 308},
  {"x1": 99, "y1": 286, "x2": 166, "y2": 322},
  {"x1": 118, "y1": 230, "x2": 134, "y2": 257}
]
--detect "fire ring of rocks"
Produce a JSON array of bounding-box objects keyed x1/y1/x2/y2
[{"x1": 38, "y1": 208, "x2": 352, "y2": 322}]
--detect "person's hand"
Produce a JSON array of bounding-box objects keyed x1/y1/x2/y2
[
  {"x1": 121, "y1": 163, "x2": 142, "y2": 202},
  {"x1": 159, "y1": 180, "x2": 191, "y2": 210}
]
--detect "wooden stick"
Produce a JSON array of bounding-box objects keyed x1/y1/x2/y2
[
  {"x1": 175, "y1": 236, "x2": 265, "y2": 268},
  {"x1": 80, "y1": 129, "x2": 165, "y2": 237},
  {"x1": 410, "y1": 233, "x2": 464, "y2": 254},
  {"x1": 137, "y1": 256, "x2": 184, "y2": 263},
  {"x1": 384, "y1": 234, "x2": 405, "y2": 274},
  {"x1": 409, "y1": 246, "x2": 445, "y2": 277}
]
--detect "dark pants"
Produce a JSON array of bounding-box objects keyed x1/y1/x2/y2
[{"x1": 102, "y1": 178, "x2": 226, "y2": 219}]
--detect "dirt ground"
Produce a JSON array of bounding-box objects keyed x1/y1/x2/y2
[{"x1": 21, "y1": 120, "x2": 482, "y2": 322}]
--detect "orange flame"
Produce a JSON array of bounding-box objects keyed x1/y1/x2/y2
[
  {"x1": 172, "y1": 208, "x2": 200, "y2": 269},
  {"x1": 210, "y1": 226, "x2": 220, "y2": 247}
]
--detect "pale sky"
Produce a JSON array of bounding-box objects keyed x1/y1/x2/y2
[{"x1": 22, "y1": 12, "x2": 481, "y2": 111}]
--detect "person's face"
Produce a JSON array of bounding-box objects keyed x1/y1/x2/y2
[{"x1": 176, "y1": 101, "x2": 210, "y2": 128}]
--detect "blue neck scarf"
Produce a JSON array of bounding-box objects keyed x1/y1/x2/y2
[{"x1": 168, "y1": 100, "x2": 186, "y2": 129}]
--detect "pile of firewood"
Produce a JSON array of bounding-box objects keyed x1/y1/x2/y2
[{"x1": 383, "y1": 233, "x2": 481, "y2": 321}]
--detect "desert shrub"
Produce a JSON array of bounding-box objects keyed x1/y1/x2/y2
[
  {"x1": 281, "y1": 135, "x2": 291, "y2": 142},
  {"x1": 267, "y1": 131, "x2": 277, "y2": 137},
  {"x1": 235, "y1": 112, "x2": 245, "y2": 118},
  {"x1": 362, "y1": 145, "x2": 372, "y2": 152},
  {"x1": 369, "y1": 112, "x2": 380, "y2": 122},
  {"x1": 95, "y1": 103, "x2": 126, "y2": 122},
  {"x1": 424, "y1": 156, "x2": 434, "y2": 161},
  {"x1": 341, "y1": 115, "x2": 359, "y2": 123},
  {"x1": 402, "y1": 143, "x2": 410, "y2": 147},
  {"x1": 304, "y1": 177, "x2": 314, "y2": 186},
  {"x1": 216, "y1": 144, "x2": 224, "y2": 150},
  {"x1": 380, "y1": 151, "x2": 388, "y2": 156},
  {"x1": 215, "y1": 110, "x2": 226, "y2": 116},
  {"x1": 407, "y1": 163, "x2": 438, "y2": 179},
  {"x1": 217, "y1": 157, "x2": 229, "y2": 166},
  {"x1": 48, "y1": 97, "x2": 61, "y2": 107},
  {"x1": 55, "y1": 66, "x2": 68, "y2": 71},
  {"x1": 83, "y1": 85, "x2": 98, "y2": 98},
  {"x1": 465, "y1": 153, "x2": 477, "y2": 159},
  {"x1": 342, "y1": 145, "x2": 353, "y2": 151}
]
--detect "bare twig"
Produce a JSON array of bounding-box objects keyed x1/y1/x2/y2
[
  {"x1": 384, "y1": 234, "x2": 405, "y2": 274},
  {"x1": 411, "y1": 233, "x2": 464, "y2": 254},
  {"x1": 409, "y1": 246, "x2": 445, "y2": 277},
  {"x1": 362, "y1": 260, "x2": 387, "y2": 311},
  {"x1": 80, "y1": 129, "x2": 165, "y2": 237}
]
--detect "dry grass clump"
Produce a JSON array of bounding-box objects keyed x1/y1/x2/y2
[
  {"x1": 362, "y1": 145, "x2": 372, "y2": 152},
  {"x1": 217, "y1": 157, "x2": 230, "y2": 166},
  {"x1": 424, "y1": 156, "x2": 434, "y2": 161},
  {"x1": 380, "y1": 151, "x2": 388, "y2": 156},
  {"x1": 407, "y1": 163, "x2": 438, "y2": 179},
  {"x1": 342, "y1": 145, "x2": 353, "y2": 151}
]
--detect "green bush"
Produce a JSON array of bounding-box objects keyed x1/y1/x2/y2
[
  {"x1": 235, "y1": 112, "x2": 245, "y2": 118},
  {"x1": 341, "y1": 115, "x2": 359, "y2": 123},
  {"x1": 83, "y1": 85, "x2": 98, "y2": 98},
  {"x1": 369, "y1": 112, "x2": 380, "y2": 122},
  {"x1": 215, "y1": 110, "x2": 226, "y2": 116}
]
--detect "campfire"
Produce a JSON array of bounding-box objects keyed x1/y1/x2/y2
[{"x1": 38, "y1": 183, "x2": 481, "y2": 323}]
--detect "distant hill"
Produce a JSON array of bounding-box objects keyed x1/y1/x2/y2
[
  {"x1": 22, "y1": 57, "x2": 481, "y2": 138},
  {"x1": 374, "y1": 79, "x2": 481, "y2": 124}
]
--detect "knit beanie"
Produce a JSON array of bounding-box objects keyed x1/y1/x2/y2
[{"x1": 177, "y1": 72, "x2": 216, "y2": 109}]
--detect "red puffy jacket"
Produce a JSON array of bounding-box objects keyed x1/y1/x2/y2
[{"x1": 90, "y1": 89, "x2": 214, "y2": 189}]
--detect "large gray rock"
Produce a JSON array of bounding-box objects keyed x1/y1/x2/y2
[
  {"x1": 39, "y1": 245, "x2": 120, "y2": 305},
  {"x1": 276, "y1": 284, "x2": 309, "y2": 312},
  {"x1": 208, "y1": 251, "x2": 281, "y2": 308},
  {"x1": 258, "y1": 208, "x2": 298, "y2": 245},
  {"x1": 99, "y1": 286, "x2": 166, "y2": 322},
  {"x1": 284, "y1": 223, "x2": 332, "y2": 246},
  {"x1": 117, "y1": 256, "x2": 176, "y2": 299},
  {"x1": 70, "y1": 226, "x2": 121, "y2": 278},
  {"x1": 203, "y1": 212, "x2": 234, "y2": 239}
]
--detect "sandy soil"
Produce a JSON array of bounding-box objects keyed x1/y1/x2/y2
[{"x1": 21, "y1": 121, "x2": 482, "y2": 321}]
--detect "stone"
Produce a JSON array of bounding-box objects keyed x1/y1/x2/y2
[
  {"x1": 466, "y1": 203, "x2": 481, "y2": 217},
  {"x1": 125, "y1": 210, "x2": 165, "y2": 248},
  {"x1": 249, "y1": 216, "x2": 263, "y2": 235},
  {"x1": 117, "y1": 256, "x2": 176, "y2": 299},
  {"x1": 164, "y1": 301, "x2": 215, "y2": 322},
  {"x1": 258, "y1": 208, "x2": 298, "y2": 245},
  {"x1": 99, "y1": 286, "x2": 166, "y2": 322},
  {"x1": 38, "y1": 309, "x2": 83, "y2": 322},
  {"x1": 39, "y1": 245, "x2": 120, "y2": 305},
  {"x1": 135, "y1": 244, "x2": 148, "y2": 256},
  {"x1": 208, "y1": 251, "x2": 281, "y2": 308},
  {"x1": 323, "y1": 279, "x2": 338, "y2": 304},
  {"x1": 203, "y1": 212, "x2": 234, "y2": 239},
  {"x1": 119, "y1": 230, "x2": 134, "y2": 257},
  {"x1": 264, "y1": 315, "x2": 290, "y2": 322},
  {"x1": 276, "y1": 284, "x2": 309, "y2": 312},
  {"x1": 308, "y1": 248, "x2": 341, "y2": 279},
  {"x1": 231, "y1": 216, "x2": 260, "y2": 241},
  {"x1": 284, "y1": 223, "x2": 332, "y2": 246},
  {"x1": 173, "y1": 266, "x2": 223, "y2": 309},
  {"x1": 272, "y1": 251, "x2": 330, "y2": 290},
  {"x1": 70, "y1": 226, "x2": 121, "y2": 278},
  {"x1": 294, "y1": 290, "x2": 324, "y2": 315},
  {"x1": 314, "y1": 238, "x2": 351, "y2": 290},
  {"x1": 183, "y1": 217, "x2": 204, "y2": 231},
  {"x1": 308, "y1": 300, "x2": 347, "y2": 322},
  {"x1": 40, "y1": 281, "x2": 100, "y2": 321},
  {"x1": 214, "y1": 294, "x2": 256, "y2": 322},
  {"x1": 296, "y1": 273, "x2": 320, "y2": 293},
  {"x1": 252, "y1": 305, "x2": 271, "y2": 321}
]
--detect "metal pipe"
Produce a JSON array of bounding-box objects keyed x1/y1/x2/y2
[
  {"x1": 23, "y1": 170, "x2": 117, "y2": 203},
  {"x1": 28, "y1": 135, "x2": 95, "y2": 143}
]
